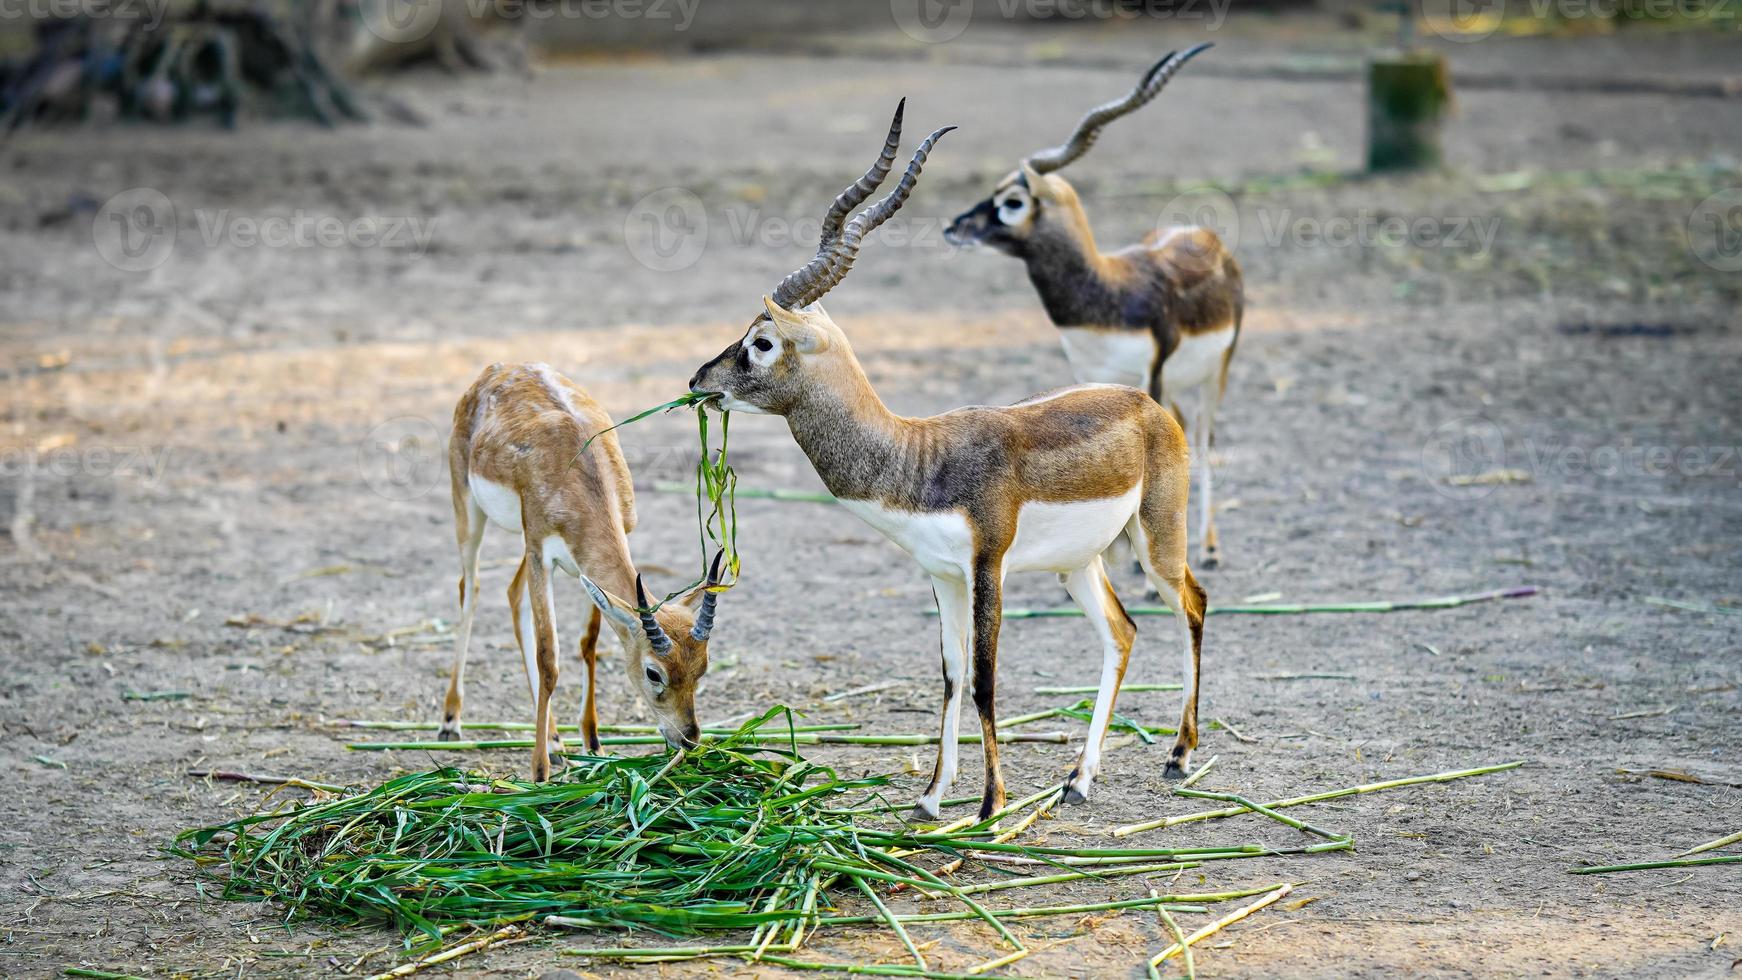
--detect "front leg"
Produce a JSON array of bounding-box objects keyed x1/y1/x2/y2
[
  {"x1": 577, "y1": 604, "x2": 603, "y2": 753},
  {"x1": 912, "y1": 575, "x2": 969, "y2": 820},
  {"x1": 969, "y1": 556, "x2": 1008, "y2": 822},
  {"x1": 524, "y1": 557, "x2": 562, "y2": 782}
]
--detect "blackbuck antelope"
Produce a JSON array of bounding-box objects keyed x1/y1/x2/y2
[
  {"x1": 945, "y1": 44, "x2": 1242, "y2": 568},
  {"x1": 444, "y1": 363, "x2": 725, "y2": 781},
  {"x1": 689, "y1": 103, "x2": 1207, "y2": 821}
]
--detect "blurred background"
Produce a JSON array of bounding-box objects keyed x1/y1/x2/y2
[{"x1": 2, "y1": 2, "x2": 1739, "y2": 976}]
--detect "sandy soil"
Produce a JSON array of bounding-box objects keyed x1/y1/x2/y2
[{"x1": 1, "y1": 16, "x2": 1739, "y2": 979}]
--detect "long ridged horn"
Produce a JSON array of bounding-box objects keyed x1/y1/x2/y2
[
  {"x1": 635, "y1": 575, "x2": 672, "y2": 654},
  {"x1": 691, "y1": 549, "x2": 726, "y2": 642},
  {"x1": 771, "y1": 100, "x2": 906, "y2": 309},
  {"x1": 796, "y1": 122, "x2": 956, "y2": 307},
  {"x1": 1024, "y1": 43, "x2": 1212, "y2": 175}
]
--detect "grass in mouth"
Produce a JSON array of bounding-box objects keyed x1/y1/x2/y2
[{"x1": 578, "y1": 391, "x2": 737, "y2": 609}]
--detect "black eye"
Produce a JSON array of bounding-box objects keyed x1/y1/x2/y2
[
  {"x1": 644, "y1": 667, "x2": 662, "y2": 684},
  {"x1": 752, "y1": 337, "x2": 774, "y2": 353}
]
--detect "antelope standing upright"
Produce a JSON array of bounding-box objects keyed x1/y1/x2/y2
[
  {"x1": 946, "y1": 44, "x2": 1242, "y2": 568},
  {"x1": 689, "y1": 104, "x2": 1206, "y2": 821},
  {"x1": 444, "y1": 362, "x2": 725, "y2": 781}
]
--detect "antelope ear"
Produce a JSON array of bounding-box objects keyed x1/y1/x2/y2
[
  {"x1": 1020, "y1": 161, "x2": 1055, "y2": 201},
  {"x1": 580, "y1": 575, "x2": 638, "y2": 631},
  {"x1": 762, "y1": 295, "x2": 806, "y2": 327},
  {"x1": 763, "y1": 296, "x2": 829, "y2": 354}
]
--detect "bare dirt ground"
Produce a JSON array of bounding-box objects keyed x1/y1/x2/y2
[{"x1": 2, "y1": 15, "x2": 1740, "y2": 979}]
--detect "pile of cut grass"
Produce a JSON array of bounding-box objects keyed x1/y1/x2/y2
[{"x1": 178, "y1": 707, "x2": 1522, "y2": 975}]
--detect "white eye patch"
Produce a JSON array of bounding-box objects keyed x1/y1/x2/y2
[
  {"x1": 745, "y1": 328, "x2": 781, "y2": 368},
  {"x1": 995, "y1": 189, "x2": 1032, "y2": 226}
]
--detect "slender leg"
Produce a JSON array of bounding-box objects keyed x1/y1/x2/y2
[
  {"x1": 913, "y1": 575, "x2": 970, "y2": 820},
  {"x1": 1059, "y1": 556, "x2": 1136, "y2": 804},
  {"x1": 509, "y1": 557, "x2": 564, "y2": 762},
  {"x1": 577, "y1": 605, "x2": 602, "y2": 753},
  {"x1": 439, "y1": 497, "x2": 487, "y2": 741},
  {"x1": 1196, "y1": 381, "x2": 1223, "y2": 569},
  {"x1": 524, "y1": 556, "x2": 562, "y2": 782},
  {"x1": 1129, "y1": 514, "x2": 1207, "y2": 777},
  {"x1": 969, "y1": 555, "x2": 1009, "y2": 821}
]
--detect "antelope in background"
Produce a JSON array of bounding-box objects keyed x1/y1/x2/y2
[
  {"x1": 444, "y1": 362, "x2": 726, "y2": 781},
  {"x1": 946, "y1": 44, "x2": 1242, "y2": 569},
  {"x1": 689, "y1": 103, "x2": 1207, "y2": 821}
]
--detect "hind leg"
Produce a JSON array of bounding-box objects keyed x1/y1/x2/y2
[
  {"x1": 1059, "y1": 556, "x2": 1137, "y2": 804},
  {"x1": 1128, "y1": 514, "x2": 1207, "y2": 777},
  {"x1": 1195, "y1": 382, "x2": 1224, "y2": 569},
  {"x1": 439, "y1": 494, "x2": 487, "y2": 741}
]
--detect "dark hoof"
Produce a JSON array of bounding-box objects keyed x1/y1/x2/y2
[
  {"x1": 1163, "y1": 752, "x2": 1191, "y2": 780},
  {"x1": 1063, "y1": 784, "x2": 1089, "y2": 805},
  {"x1": 1200, "y1": 552, "x2": 1221, "y2": 570},
  {"x1": 909, "y1": 801, "x2": 940, "y2": 822},
  {"x1": 436, "y1": 725, "x2": 460, "y2": 742}
]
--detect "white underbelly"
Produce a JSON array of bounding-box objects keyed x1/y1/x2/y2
[
  {"x1": 1006, "y1": 485, "x2": 1143, "y2": 573},
  {"x1": 838, "y1": 498, "x2": 975, "y2": 579},
  {"x1": 1057, "y1": 328, "x2": 1153, "y2": 391},
  {"x1": 838, "y1": 486, "x2": 1143, "y2": 579},
  {"x1": 1160, "y1": 327, "x2": 1236, "y2": 396},
  {"x1": 468, "y1": 473, "x2": 523, "y2": 534}
]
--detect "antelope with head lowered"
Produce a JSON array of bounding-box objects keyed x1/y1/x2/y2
[
  {"x1": 946, "y1": 44, "x2": 1241, "y2": 568},
  {"x1": 443, "y1": 362, "x2": 726, "y2": 781},
  {"x1": 689, "y1": 103, "x2": 1207, "y2": 821}
]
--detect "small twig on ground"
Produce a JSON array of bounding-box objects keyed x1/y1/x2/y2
[
  {"x1": 1148, "y1": 883, "x2": 1292, "y2": 971},
  {"x1": 188, "y1": 770, "x2": 350, "y2": 793},
  {"x1": 1610, "y1": 705, "x2": 1675, "y2": 720},
  {"x1": 1179, "y1": 756, "x2": 1218, "y2": 789},
  {"x1": 823, "y1": 680, "x2": 904, "y2": 703},
  {"x1": 362, "y1": 924, "x2": 523, "y2": 980},
  {"x1": 1211, "y1": 718, "x2": 1257, "y2": 744},
  {"x1": 1677, "y1": 830, "x2": 1742, "y2": 858}
]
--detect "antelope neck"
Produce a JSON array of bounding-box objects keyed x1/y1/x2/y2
[
  {"x1": 781, "y1": 374, "x2": 922, "y2": 507},
  {"x1": 1019, "y1": 221, "x2": 1130, "y2": 329}
]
